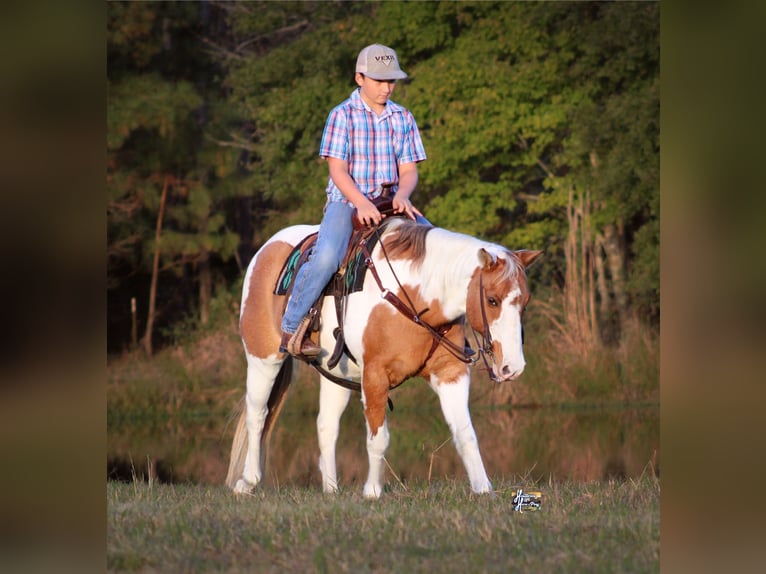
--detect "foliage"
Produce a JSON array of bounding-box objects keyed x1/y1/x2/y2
[
  {"x1": 107, "y1": 2, "x2": 241, "y2": 341},
  {"x1": 107, "y1": 1, "x2": 659, "y2": 357}
]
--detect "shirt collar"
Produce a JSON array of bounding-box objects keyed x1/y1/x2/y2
[{"x1": 350, "y1": 88, "x2": 398, "y2": 117}]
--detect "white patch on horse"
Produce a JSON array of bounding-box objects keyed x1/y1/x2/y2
[
  {"x1": 492, "y1": 286, "x2": 526, "y2": 380},
  {"x1": 400, "y1": 228, "x2": 500, "y2": 320},
  {"x1": 429, "y1": 373, "x2": 493, "y2": 494}
]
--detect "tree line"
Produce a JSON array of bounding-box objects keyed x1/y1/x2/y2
[{"x1": 107, "y1": 1, "x2": 659, "y2": 356}]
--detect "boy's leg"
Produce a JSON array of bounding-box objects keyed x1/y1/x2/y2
[{"x1": 281, "y1": 202, "x2": 354, "y2": 356}]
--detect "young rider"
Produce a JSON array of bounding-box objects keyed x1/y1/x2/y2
[{"x1": 280, "y1": 44, "x2": 428, "y2": 357}]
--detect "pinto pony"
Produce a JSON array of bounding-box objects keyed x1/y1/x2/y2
[{"x1": 226, "y1": 219, "x2": 541, "y2": 498}]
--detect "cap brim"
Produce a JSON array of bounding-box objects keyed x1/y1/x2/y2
[{"x1": 362, "y1": 70, "x2": 408, "y2": 81}]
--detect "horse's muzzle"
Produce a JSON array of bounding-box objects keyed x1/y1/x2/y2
[{"x1": 493, "y1": 363, "x2": 525, "y2": 382}]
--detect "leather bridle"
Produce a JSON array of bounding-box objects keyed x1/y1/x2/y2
[
  {"x1": 362, "y1": 230, "x2": 506, "y2": 378},
  {"x1": 470, "y1": 272, "x2": 502, "y2": 383}
]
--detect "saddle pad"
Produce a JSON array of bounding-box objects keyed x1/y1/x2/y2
[
  {"x1": 273, "y1": 230, "x2": 383, "y2": 296},
  {"x1": 274, "y1": 233, "x2": 317, "y2": 295},
  {"x1": 342, "y1": 231, "x2": 382, "y2": 293}
]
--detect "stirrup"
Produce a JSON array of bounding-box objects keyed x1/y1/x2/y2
[{"x1": 281, "y1": 313, "x2": 320, "y2": 358}]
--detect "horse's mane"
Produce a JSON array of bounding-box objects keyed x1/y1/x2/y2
[
  {"x1": 381, "y1": 219, "x2": 523, "y2": 281},
  {"x1": 380, "y1": 219, "x2": 431, "y2": 267}
]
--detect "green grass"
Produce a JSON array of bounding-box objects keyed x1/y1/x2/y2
[{"x1": 107, "y1": 474, "x2": 659, "y2": 573}]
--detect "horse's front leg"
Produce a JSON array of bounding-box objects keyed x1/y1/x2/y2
[
  {"x1": 361, "y1": 370, "x2": 390, "y2": 499},
  {"x1": 431, "y1": 373, "x2": 493, "y2": 494},
  {"x1": 316, "y1": 376, "x2": 351, "y2": 493}
]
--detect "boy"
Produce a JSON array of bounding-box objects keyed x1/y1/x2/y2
[{"x1": 281, "y1": 44, "x2": 428, "y2": 357}]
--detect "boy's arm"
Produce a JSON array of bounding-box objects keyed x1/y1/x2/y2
[
  {"x1": 327, "y1": 157, "x2": 383, "y2": 226},
  {"x1": 392, "y1": 161, "x2": 423, "y2": 221}
]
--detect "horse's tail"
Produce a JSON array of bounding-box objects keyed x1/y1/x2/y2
[
  {"x1": 260, "y1": 357, "x2": 294, "y2": 470},
  {"x1": 225, "y1": 357, "x2": 294, "y2": 490},
  {"x1": 225, "y1": 396, "x2": 248, "y2": 489}
]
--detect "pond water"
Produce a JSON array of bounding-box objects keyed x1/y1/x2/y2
[{"x1": 108, "y1": 401, "x2": 659, "y2": 488}]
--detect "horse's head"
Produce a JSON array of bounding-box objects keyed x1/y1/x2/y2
[{"x1": 466, "y1": 248, "x2": 542, "y2": 382}]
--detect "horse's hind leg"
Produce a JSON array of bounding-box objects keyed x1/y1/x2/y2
[
  {"x1": 316, "y1": 377, "x2": 351, "y2": 493},
  {"x1": 431, "y1": 374, "x2": 493, "y2": 494},
  {"x1": 233, "y1": 353, "x2": 284, "y2": 493}
]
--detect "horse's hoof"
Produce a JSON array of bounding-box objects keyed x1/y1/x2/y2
[
  {"x1": 363, "y1": 484, "x2": 382, "y2": 499},
  {"x1": 321, "y1": 479, "x2": 340, "y2": 494},
  {"x1": 233, "y1": 478, "x2": 255, "y2": 494},
  {"x1": 472, "y1": 486, "x2": 496, "y2": 498}
]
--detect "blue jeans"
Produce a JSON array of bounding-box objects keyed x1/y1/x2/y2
[
  {"x1": 281, "y1": 202, "x2": 431, "y2": 334},
  {"x1": 281, "y1": 201, "x2": 355, "y2": 334}
]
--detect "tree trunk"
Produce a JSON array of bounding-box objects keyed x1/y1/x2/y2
[
  {"x1": 142, "y1": 175, "x2": 170, "y2": 358},
  {"x1": 198, "y1": 250, "x2": 211, "y2": 326},
  {"x1": 198, "y1": 208, "x2": 212, "y2": 326},
  {"x1": 131, "y1": 297, "x2": 138, "y2": 349}
]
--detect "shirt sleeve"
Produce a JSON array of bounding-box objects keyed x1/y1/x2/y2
[
  {"x1": 318, "y1": 107, "x2": 348, "y2": 161},
  {"x1": 397, "y1": 110, "x2": 427, "y2": 165}
]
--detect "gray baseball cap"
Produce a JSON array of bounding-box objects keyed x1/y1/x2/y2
[{"x1": 355, "y1": 44, "x2": 408, "y2": 81}]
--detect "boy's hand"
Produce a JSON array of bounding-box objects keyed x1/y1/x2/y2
[
  {"x1": 392, "y1": 195, "x2": 423, "y2": 221},
  {"x1": 355, "y1": 198, "x2": 383, "y2": 226}
]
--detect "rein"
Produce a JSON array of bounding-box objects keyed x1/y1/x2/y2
[
  {"x1": 308, "y1": 361, "x2": 395, "y2": 411},
  {"x1": 360, "y1": 229, "x2": 480, "y2": 366},
  {"x1": 304, "y1": 223, "x2": 501, "y2": 407}
]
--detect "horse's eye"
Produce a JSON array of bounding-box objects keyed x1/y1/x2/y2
[{"x1": 487, "y1": 296, "x2": 499, "y2": 307}]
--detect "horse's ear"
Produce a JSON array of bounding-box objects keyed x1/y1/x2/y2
[
  {"x1": 515, "y1": 250, "x2": 543, "y2": 269},
  {"x1": 478, "y1": 248, "x2": 496, "y2": 269}
]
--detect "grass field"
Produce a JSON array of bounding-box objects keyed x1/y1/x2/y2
[
  {"x1": 107, "y1": 293, "x2": 659, "y2": 572},
  {"x1": 107, "y1": 472, "x2": 659, "y2": 573}
]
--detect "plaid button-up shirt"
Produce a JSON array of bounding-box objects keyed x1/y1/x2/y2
[{"x1": 319, "y1": 88, "x2": 427, "y2": 204}]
